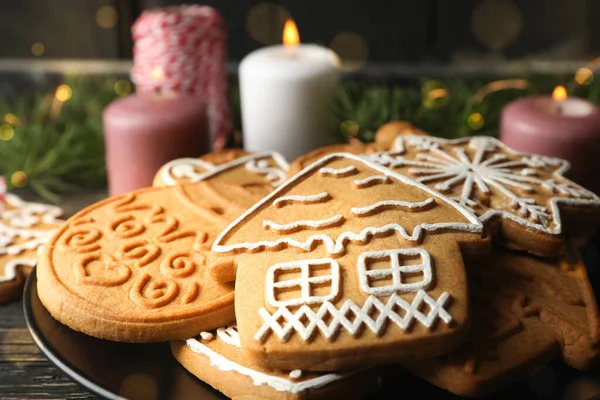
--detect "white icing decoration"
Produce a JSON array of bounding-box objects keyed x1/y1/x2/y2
[
  {"x1": 289, "y1": 370, "x2": 302, "y2": 379},
  {"x1": 357, "y1": 248, "x2": 432, "y2": 296},
  {"x1": 263, "y1": 214, "x2": 344, "y2": 233},
  {"x1": 254, "y1": 290, "x2": 452, "y2": 342},
  {"x1": 521, "y1": 168, "x2": 538, "y2": 176},
  {"x1": 353, "y1": 175, "x2": 390, "y2": 188},
  {"x1": 3, "y1": 194, "x2": 63, "y2": 228},
  {"x1": 266, "y1": 258, "x2": 340, "y2": 307},
  {"x1": 273, "y1": 192, "x2": 331, "y2": 207},
  {"x1": 200, "y1": 331, "x2": 214, "y2": 341},
  {"x1": 159, "y1": 152, "x2": 289, "y2": 187},
  {"x1": 216, "y1": 325, "x2": 240, "y2": 348},
  {"x1": 392, "y1": 135, "x2": 404, "y2": 153},
  {"x1": 1, "y1": 194, "x2": 63, "y2": 282},
  {"x1": 245, "y1": 155, "x2": 289, "y2": 187},
  {"x1": 0, "y1": 258, "x2": 36, "y2": 283},
  {"x1": 319, "y1": 165, "x2": 358, "y2": 177},
  {"x1": 185, "y1": 338, "x2": 352, "y2": 394},
  {"x1": 375, "y1": 135, "x2": 600, "y2": 234},
  {"x1": 159, "y1": 158, "x2": 216, "y2": 186},
  {"x1": 212, "y1": 153, "x2": 483, "y2": 255},
  {"x1": 350, "y1": 198, "x2": 434, "y2": 216}
]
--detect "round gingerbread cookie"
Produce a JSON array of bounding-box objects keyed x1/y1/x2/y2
[
  {"x1": 0, "y1": 194, "x2": 63, "y2": 303},
  {"x1": 36, "y1": 153, "x2": 289, "y2": 342}
]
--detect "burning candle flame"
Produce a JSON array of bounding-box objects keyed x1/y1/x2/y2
[
  {"x1": 283, "y1": 19, "x2": 300, "y2": 47},
  {"x1": 553, "y1": 85, "x2": 567, "y2": 101}
]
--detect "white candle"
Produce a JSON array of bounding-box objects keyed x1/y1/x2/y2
[{"x1": 239, "y1": 20, "x2": 340, "y2": 161}]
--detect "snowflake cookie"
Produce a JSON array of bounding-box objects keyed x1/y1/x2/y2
[
  {"x1": 0, "y1": 193, "x2": 63, "y2": 303},
  {"x1": 208, "y1": 153, "x2": 490, "y2": 371},
  {"x1": 367, "y1": 135, "x2": 600, "y2": 256},
  {"x1": 405, "y1": 244, "x2": 600, "y2": 397},
  {"x1": 171, "y1": 323, "x2": 394, "y2": 400}
]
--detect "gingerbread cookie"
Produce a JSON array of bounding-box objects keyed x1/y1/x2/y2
[
  {"x1": 171, "y1": 324, "x2": 388, "y2": 400},
  {"x1": 0, "y1": 193, "x2": 63, "y2": 303},
  {"x1": 368, "y1": 135, "x2": 600, "y2": 256},
  {"x1": 286, "y1": 140, "x2": 370, "y2": 178},
  {"x1": 37, "y1": 153, "x2": 288, "y2": 342},
  {"x1": 286, "y1": 121, "x2": 428, "y2": 178},
  {"x1": 405, "y1": 244, "x2": 600, "y2": 397},
  {"x1": 154, "y1": 150, "x2": 288, "y2": 188},
  {"x1": 208, "y1": 153, "x2": 490, "y2": 371},
  {"x1": 372, "y1": 120, "x2": 429, "y2": 151}
]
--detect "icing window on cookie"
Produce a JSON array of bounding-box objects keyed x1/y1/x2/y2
[
  {"x1": 266, "y1": 258, "x2": 340, "y2": 307},
  {"x1": 357, "y1": 248, "x2": 432, "y2": 296}
]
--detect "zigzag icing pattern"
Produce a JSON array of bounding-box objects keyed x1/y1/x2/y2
[{"x1": 254, "y1": 290, "x2": 452, "y2": 342}]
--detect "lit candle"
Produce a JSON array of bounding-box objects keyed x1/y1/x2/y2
[
  {"x1": 239, "y1": 19, "x2": 341, "y2": 161},
  {"x1": 500, "y1": 86, "x2": 600, "y2": 193}
]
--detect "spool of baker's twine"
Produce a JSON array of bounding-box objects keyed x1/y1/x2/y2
[{"x1": 131, "y1": 5, "x2": 231, "y2": 149}]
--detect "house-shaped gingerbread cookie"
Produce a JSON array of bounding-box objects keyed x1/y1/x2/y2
[{"x1": 208, "y1": 153, "x2": 490, "y2": 371}]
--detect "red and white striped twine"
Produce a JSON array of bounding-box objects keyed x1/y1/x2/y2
[{"x1": 131, "y1": 5, "x2": 231, "y2": 149}]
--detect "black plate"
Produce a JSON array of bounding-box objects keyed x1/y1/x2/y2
[{"x1": 23, "y1": 263, "x2": 600, "y2": 400}]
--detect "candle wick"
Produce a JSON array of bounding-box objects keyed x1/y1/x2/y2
[{"x1": 556, "y1": 104, "x2": 563, "y2": 115}]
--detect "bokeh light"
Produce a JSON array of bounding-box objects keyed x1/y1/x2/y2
[
  {"x1": 152, "y1": 66, "x2": 164, "y2": 81},
  {"x1": 0, "y1": 124, "x2": 14, "y2": 141},
  {"x1": 246, "y1": 3, "x2": 291, "y2": 45},
  {"x1": 329, "y1": 32, "x2": 369, "y2": 72},
  {"x1": 468, "y1": 113, "x2": 485, "y2": 130},
  {"x1": 31, "y1": 42, "x2": 45, "y2": 56},
  {"x1": 4, "y1": 113, "x2": 19, "y2": 125},
  {"x1": 114, "y1": 79, "x2": 132, "y2": 96},
  {"x1": 96, "y1": 6, "x2": 118, "y2": 29},
  {"x1": 340, "y1": 120, "x2": 360, "y2": 137},
  {"x1": 422, "y1": 81, "x2": 449, "y2": 109},
  {"x1": 472, "y1": 0, "x2": 523, "y2": 51},
  {"x1": 575, "y1": 68, "x2": 594, "y2": 85},
  {"x1": 55, "y1": 84, "x2": 72, "y2": 102},
  {"x1": 11, "y1": 171, "x2": 28, "y2": 188}
]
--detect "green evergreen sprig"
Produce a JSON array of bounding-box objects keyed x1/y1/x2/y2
[{"x1": 0, "y1": 71, "x2": 598, "y2": 203}]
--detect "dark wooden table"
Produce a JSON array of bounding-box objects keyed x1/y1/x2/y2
[{"x1": 0, "y1": 191, "x2": 105, "y2": 400}]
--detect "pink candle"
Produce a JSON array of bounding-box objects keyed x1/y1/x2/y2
[
  {"x1": 103, "y1": 5, "x2": 228, "y2": 196},
  {"x1": 103, "y1": 94, "x2": 209, "y2": 196},
  {"x1": 500, "y1": 87, "x2": 600, "y2": 193}
]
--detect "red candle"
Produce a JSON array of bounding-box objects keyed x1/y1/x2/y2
[
  {"x1": 500, "y1": 86, "x2": 600, "y2": 193},
  {"x1": 103, "y1": 93, "x2": 209, "y2": 196}
]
